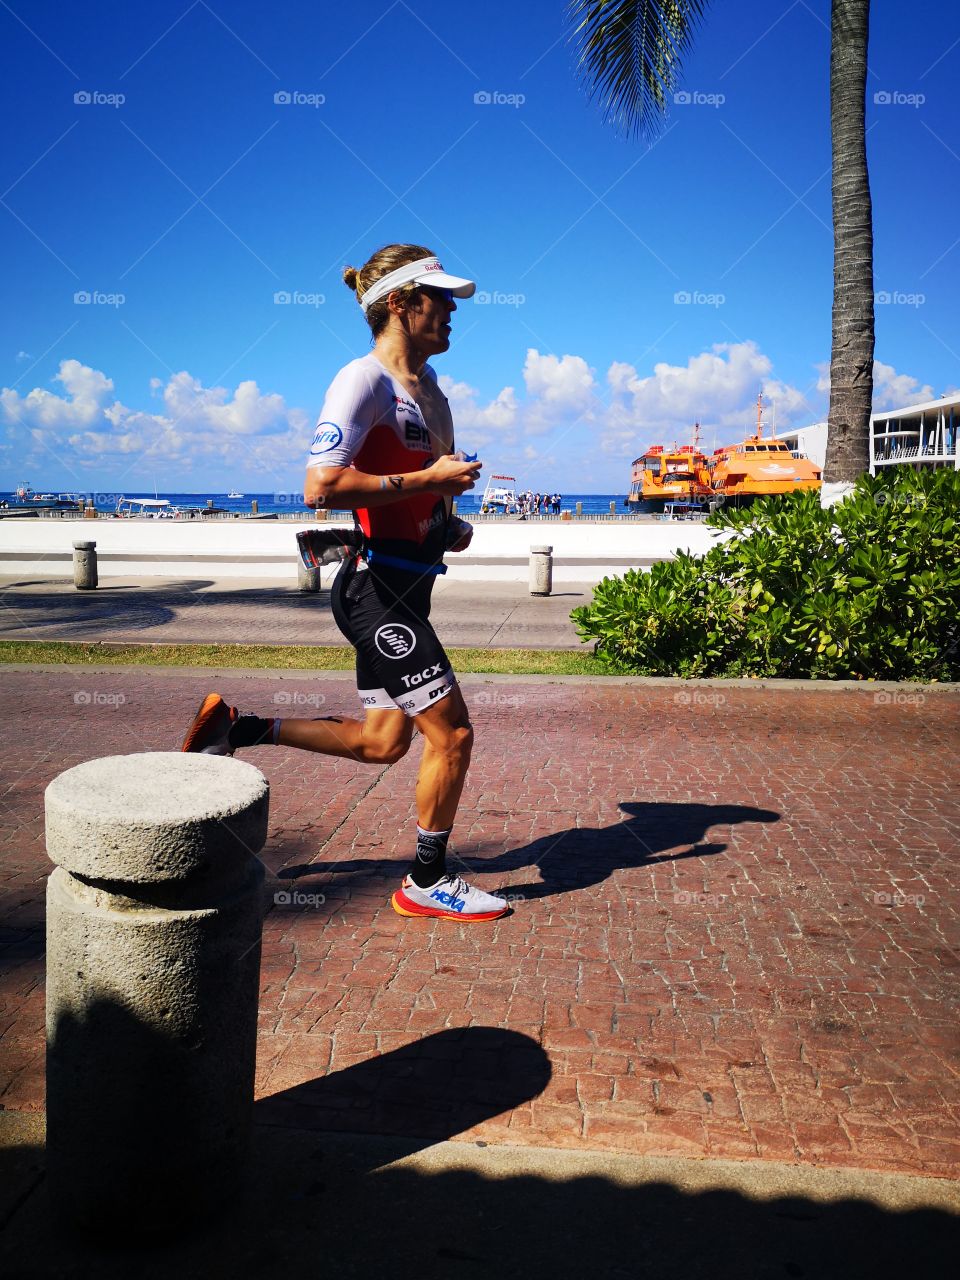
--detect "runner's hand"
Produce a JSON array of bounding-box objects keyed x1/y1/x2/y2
[{"x1": 425, "y1": 454, "x2": 482, "y2": 495}]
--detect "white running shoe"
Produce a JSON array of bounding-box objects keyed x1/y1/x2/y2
[{"x1": 391, "y1": 873, "x2": 508, "y2": 922}]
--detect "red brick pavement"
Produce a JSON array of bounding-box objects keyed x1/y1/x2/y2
[{"x1": 1, "y1": 668, "x2": 958, "y2": 1177}]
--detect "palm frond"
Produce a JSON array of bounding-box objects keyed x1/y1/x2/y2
[{"x1": 567, "y1": 0, "x2": 711, "y2": 137}]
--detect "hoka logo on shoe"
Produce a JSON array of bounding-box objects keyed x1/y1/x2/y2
[{"x1": 429, "y1": 888, "x2": 465, "y2": 912}]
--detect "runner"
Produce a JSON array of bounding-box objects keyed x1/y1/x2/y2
[{"x1": 182, "y1": 243, "x2": 508, "y2": 923}]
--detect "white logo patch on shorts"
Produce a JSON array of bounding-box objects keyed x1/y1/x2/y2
[{"x1": 374, "y1": 624, "x2": 417, "y2": 659}]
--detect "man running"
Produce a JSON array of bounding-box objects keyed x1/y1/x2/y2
[{"x1": 182, "y1": 243, "x2": 508, "y2": 923}]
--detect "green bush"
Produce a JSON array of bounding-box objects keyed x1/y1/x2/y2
[{"x1": 571, "y1": 468, "x2": 960, "y2": 680}]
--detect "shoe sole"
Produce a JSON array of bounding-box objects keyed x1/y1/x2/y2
[
  {"x1": 181, "y1": 693, "x2": 232, "y2": 754},
  {"x1": 391, "y1": 889, "x2": 508, "y2": 923}
]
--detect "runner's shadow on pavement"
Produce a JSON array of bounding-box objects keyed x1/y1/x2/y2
[
  {"x1": 279, "y1": 801, "x2": 780, "y2": 903},
  {"x1": 465, "y1": 801, "x2": 781, "y2": 901}
]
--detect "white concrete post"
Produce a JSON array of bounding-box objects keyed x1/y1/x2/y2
[
  {"x1": 44, "y1": 752, "x2": 268, "y2": 1231},
  {"x1": 529, "y1": 545, "x2": 553, "y2": 596},
  {"x1": 72, "y1": 540, "x2": 97, "y2": 590}
]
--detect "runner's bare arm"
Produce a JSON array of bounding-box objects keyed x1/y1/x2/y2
[{"x1": 305, "y1": 455, "x2": 481, "y2": 509}]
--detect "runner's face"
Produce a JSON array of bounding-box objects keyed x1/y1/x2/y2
[{"x1": 402, "y1": 285, "x2": 456, "y2": 355}]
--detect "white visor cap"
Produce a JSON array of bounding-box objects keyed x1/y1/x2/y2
[{"x1": 358, "y1": 256, "x2": 476, "y2": 314}]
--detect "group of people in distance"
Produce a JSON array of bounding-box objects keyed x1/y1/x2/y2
[{"x1": 518, "y1": 491, "x2": 562, "y2": 516}]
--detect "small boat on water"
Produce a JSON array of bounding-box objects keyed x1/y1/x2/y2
[
  {"x1": 5, "y1": 482, "x2": 84, "y2": 511},
  {"x1": 115, "y1": 497, "x2": 181, "y2": 518},
  {"x1": 708, "y1": 393, "x2": 822, "y2": 504},
  {"x1": 480, "y1": 474, "x2": 519, "y2": 514},
  {"x1": 227, "y1": 490, "x2": 243, "y2": 499},
  {"x1": 627, "y1": 426, "x2": 714, "y2": 512}
]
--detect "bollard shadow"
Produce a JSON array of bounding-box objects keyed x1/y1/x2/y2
[
  {"x1": 278, "y1": 801, "x2": 781, "y2": 904},
  {"x1": 256, "y1": 1024, "x2": 551, "y2": 1156},
  {"x1": 4, "y1": 1002, "x2": 958, "y2": 1277}
]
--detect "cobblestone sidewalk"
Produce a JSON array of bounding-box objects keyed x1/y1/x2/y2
[{"x1": 1, "y1": 668, "x2": 957, "y2": 1178}]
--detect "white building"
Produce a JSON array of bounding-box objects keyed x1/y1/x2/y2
[
  {"x1": 778, "y1": 393, "x2": 960, "y2": 476},
  {"x1": 870, "y1": 392, "x2": 960, "y2": 473},
  {"x1": 777, "y1": 421, "x2": 827, "y2": 470}
]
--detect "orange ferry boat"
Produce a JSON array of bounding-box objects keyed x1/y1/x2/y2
[
  {"x1": 627, "y1": 424, "x2": 713, "y2": 511},
  {"x1": 709, "y1": 393, "x2": 822, "y2": 504}
]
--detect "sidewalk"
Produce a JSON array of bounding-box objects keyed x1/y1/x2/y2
[
  {"x1": 0, "y1": 575, "x2": 592, "y2": 649},
  {"x1": 1, "y1": 670, "x2": 960, "y2": 1269}
]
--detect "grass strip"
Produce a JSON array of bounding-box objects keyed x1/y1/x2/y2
[{"x1": 0, "y1": 640, "x2": 604, "y2": 676}]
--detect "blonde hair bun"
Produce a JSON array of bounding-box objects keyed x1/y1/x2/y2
[{"x1": 342, "y1": 265, "x2": 360, "y2": 295}]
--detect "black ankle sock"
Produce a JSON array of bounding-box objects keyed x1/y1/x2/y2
[
  {"x1": 409, "y1": 825, "x2": 451, "y2": 888},
  {"x1": 227, "y1": 714, "x2": 275, "y2": 749}
]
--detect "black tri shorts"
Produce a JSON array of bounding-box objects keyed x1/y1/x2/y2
[{"x1": 330, "y1": 558, "x2": 457, "y2": 717}]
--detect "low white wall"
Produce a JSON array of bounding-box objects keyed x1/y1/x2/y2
[{"x1": 0, "y1": 516, "x2": 722, "y2": 582}]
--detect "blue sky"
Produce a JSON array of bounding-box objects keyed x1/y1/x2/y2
[{"x1": 2, "y1": 0, "x2": 957, "y2": 495}]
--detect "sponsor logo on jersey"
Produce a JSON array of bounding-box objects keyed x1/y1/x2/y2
[
  {"x1": 310, "y1": 421, "x2": 343, "y2": 454},
  {"x1": 404, "y1": 420, "x2": 431, "y2": 447},
  {"x1": 394, "y1": 394, "x2": 418, "y2": 414},
  {"x1": 400, "y1": 662, "x2": 444, "y2": 689},
  {"x1": 374, "y1": 624, "x2": 417, "y2": 659},
  {"x1": 417, "y1": 508, "x2": 446, "y2": 538}
]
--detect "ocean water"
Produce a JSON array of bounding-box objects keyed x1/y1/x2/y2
[{"x1": 4, "y1": 490, "x2": 630, "y2": 516}]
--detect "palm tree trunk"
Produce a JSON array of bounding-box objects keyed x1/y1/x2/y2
[{"x1": 824, "y1": 0, "x2": 875, "y2": 483}]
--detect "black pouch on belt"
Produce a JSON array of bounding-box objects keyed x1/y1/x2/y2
[{"x1": 296, "y1": 527, "x2": 362, "y2": 569}]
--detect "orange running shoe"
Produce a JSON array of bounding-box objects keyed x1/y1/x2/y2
[{"x1": 181, "y1": 693, "x2": 238, "y2": 755}]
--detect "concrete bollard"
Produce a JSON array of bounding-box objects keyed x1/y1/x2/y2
[
  {"x1": 72, "y1": 540, "x2": 97, "y2": 590},
  {"x1": 530, "y1": 545, "x2": 553, "y2": 596},
  {"x1": 609, "y1": 501, "x2": 616, "y2": 515},
  {"x1": 44, "y1": 752, "x2": 268, "y2": 1233},
  {"x1": 251, "y1": 499, "x2": 258, "y2": 514},
  {"x1": 298, "y1": 556, "x2": 323, "y2": 592},
  {"x1": 83, "y1": 503, "x2": 97, "y2": 520},
  {"x1": 576, "y1": 501, "x2": 583, "y2": 517}
]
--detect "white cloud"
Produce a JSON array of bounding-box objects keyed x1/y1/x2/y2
[
  {"x1": 437, "y1": 375, "x2": 518, "y2": 444},
  {"x1": 816, "y1": 359, "x2": 936, "y2": 412},
  {"x1": 1, "y1": 359, "x2": 309, "y2": 480},
  {"x1": 871, "y1": 360, "x2": 934, "y2": 410},
  {"x1": 15, "y1": 350, "x2": 32, "y2": 363},
  {"x1": 522, "y1": 350, "x2": 595, "y2": 413}
]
